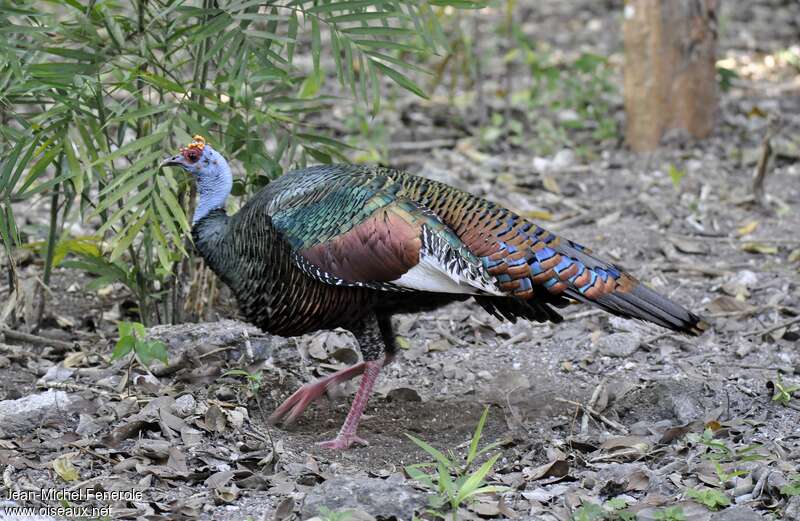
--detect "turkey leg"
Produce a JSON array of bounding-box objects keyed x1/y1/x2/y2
[
  {"x1": 316, "y1": 357, "x2": 384, "y2": 450},
  {"x1": 268, "y1": 361, "x2": 368, "y2": 425},
  {"x1": 315, "y1": 313, "x2": 395, "y2": 449}
]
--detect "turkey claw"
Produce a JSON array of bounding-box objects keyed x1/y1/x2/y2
[
  {"x1": 268, "y1": 382, "x2": 324, "y2": 426},
  {"x1": 316, "y1": 434, "x2": 369, "y2": 450}
]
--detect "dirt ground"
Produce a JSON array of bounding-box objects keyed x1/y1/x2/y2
[{"x1": 1, "y1": 1, "x2": 799, "y2": 520}]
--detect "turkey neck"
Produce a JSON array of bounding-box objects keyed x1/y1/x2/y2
[{"x1": 192, "y1": 208, "x2": 235, "y2": 286}]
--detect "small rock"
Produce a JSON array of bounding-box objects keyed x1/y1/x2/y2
[
  {"x1": 785, "y1": 496, "x2": 800, "y2": 521},
  {"x1": 710, "y1": 506, "x2": 764, "y2": 521},
  {"x1": 223, "y1": 407, "x2": 248, "y2": 429},
  {"x1": 668, "y1": 392, "x2": 702, "y2": 424},
  {"x1": 133, "y1": 439, "x2": 172, "y2": 459},
  {"x1": 532, "y1": 156, "x2": 551, "y2": 172},
  {"x1": 301, "y1": 477, "x2": 425, "y2": 520},
  {"x1": 532, "y1": 149, "x2": 575, "y2": 173},
  {"x1": 170, "y1": 394, "x2": 196, "y2": 418},
  {"x1": 552, "y1": 148, "x2": 576, "y2": 169},
  {"x1": 37, "y1": 364, "x2": 75, "y2": 384},
  {"x1": 558, "y1": 109, "x2": 580, "y2": 122},
  {"x1": 0, "y1": 391, "x2": 81, "y2": 438},
  {"x1": 385, "y1": 387, "x2": 422, "y2": 402},
  {"x1": 766, "y1": 471, "x2": 789, "y2": 492},
  {"x1": 133, "y1": 373, "x2": 161, "y2": 393},
  {"x1": 596, "y1": 333, "x2": 641, "y2": 357},
  {"x1": 330, "y1": 347, "x2": 360, "y2": 365},
  {"x1": 736, "y1": 343, "x2": 753, "y2": 358},
  {"x1": 76, "y1": 413, "x2": 106, "y2": 437},
  {"x1": 733, "y1": 270, "x2": 759, "y2": 288},
  {"x1": 215, "y1": 386, "x2": 236, "y2": 401}
]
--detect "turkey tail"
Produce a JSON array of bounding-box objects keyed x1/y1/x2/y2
[
  {"x1": 567, "y1": 280, "x2": 709, "y2": 336},
  {"x1": 457, "y1": 209, "x2": 708, "y2": 335},
  {"x1": 547, "y1": 235, "x2": 709, "y2": 336}
]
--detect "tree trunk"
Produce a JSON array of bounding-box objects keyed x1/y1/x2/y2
[{"x1": 623, "y1": 0, "x2": 719, "y2": 152}]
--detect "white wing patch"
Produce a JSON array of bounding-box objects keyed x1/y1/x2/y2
[
  {"x1": 390, "y1": 225, "x2": 504, "y2": 296},
  {"x1": 393, "y1": 255, "x2": 478, "y2": 294}
]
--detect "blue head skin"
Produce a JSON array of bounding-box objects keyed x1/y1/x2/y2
[{"x1": 162, "y1": 136, "x2": 233, "y2": 224}]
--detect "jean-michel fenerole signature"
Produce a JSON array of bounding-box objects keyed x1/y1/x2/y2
[{"x1": 5, "y1": 488, "x2": 143, "y2": 502}]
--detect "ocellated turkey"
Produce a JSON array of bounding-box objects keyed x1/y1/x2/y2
[{"x1": 162, "y1": 136, "x2": 707, "y2": 450}]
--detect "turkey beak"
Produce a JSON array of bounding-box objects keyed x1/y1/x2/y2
[{"x1": 160, "y1": 155, "x2": 184, "y2": 168}]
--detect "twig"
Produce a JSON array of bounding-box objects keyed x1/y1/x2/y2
[
  {"x1": 671, "y1": 234, "x2": 799, "y2": 244},
  {"x1": 642, "y1": 331, "x2": 672, "y2": 346},
  {"x1": 69, "y1": 445, "x2": 117, "y2": 465},
  {"x1": 197, "y1": 345, "x2": 235, "y2": 359},
  {"x1": 723, "y1": 363, "x2": 786, "y2": 371},
  {"x1": 1, "y1": 325, "x2": 75, "y2": 352},
  {"x1": 151, "y1": 350, "x2": 192, "y2": 377},
  {"x1": 582, "y1": 379, "x2": 607, "y2": 435},
  {"x1": 752, "y1": 131, "x2": 773, "y2": 207},
  {"x1": 563, "y1": 309, "x2": 603, "y2": 322},
  {"x1": 550, "y1": 212, "x2": 598, "y2": 231},
  {"x1": 743, "y1": 316, "x2": 800, "y2": 338},
  {"x1": 36, "y1": 381, "x2": 116, "y2": 398},
  {"x1": 242, "y1": 329, "x2": 254, "y2": 362},
  {"x1": 706, "y1": 304, "x2": 775, "y2": 318},
  {"x1": 437, "y1": 322, "x2": 468, "y2": 347},
  {"x1": 555, "y1": 397, "x2": 629, "y2": 434},
  {"x1": 388, "y1": 139, "x2": 457, "y2": 152},
  {"x1": 499, "y1": 331, "x2": 528, "y2": 349},
  {"x1": 655, "y1": 263, "x2": 730, "y2": 277}
]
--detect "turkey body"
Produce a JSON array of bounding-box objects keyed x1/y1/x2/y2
[
  {"x1": 193, "y1": 166, "x2": 477, "y2": 350},
  {"x1": 194, "y1": 164, "x2": 704, "y2": 337},
  {"x1": 191, "y1": 163, "x2": 706, "y2": 448}
]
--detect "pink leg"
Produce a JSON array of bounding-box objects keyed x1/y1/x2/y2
[
  {"x1": 269, "y1": 362, "x2": 367, "y2": 425},
  {"x1": 317, "y1": 357, "x2": 385, "y2": 450}
]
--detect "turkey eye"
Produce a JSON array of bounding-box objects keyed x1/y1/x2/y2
[{"x1": 183, "y1": 148, "x2": 202, "y2": 163}]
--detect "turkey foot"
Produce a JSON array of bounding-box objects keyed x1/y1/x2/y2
[
  {"x1": 269, "y1": 361, "x2": 367, "y2": 425},
  {"x1": 316, "y1": 433, "x2": 369, "y2": 450},
  {"x1": 316, "y1": 358, "x2": 384, "y2": 450}
]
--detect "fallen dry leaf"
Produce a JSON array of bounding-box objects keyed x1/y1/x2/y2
[
  {"x1": 542, "y1": 175, "x2": 561, "y2": 194},
  {"x1": 600, "y1": 436, "x2": 651, "y2": 452},
  {"x1": 736, "y1": 221, "x2": 759, "y2": 236},
  {"x1": 741, "y1": 242, "x2": 779, "y2": 254},
  {"x1": 659, "y1": 421, "x2": 701, "y2": 444},
  {"x1": 273, "y1": 497, "x2": 295, "y2": 521},
  {"x1": 670, "y1": 237, "x2": 709, "y2": 255},
  {"x1": 53, "y1": 455, "x2": 80, "y2": 482},
  {"x1": 214, "y1": 483, "x2": 240, "y2": 503},
  {"x1": 522, "y1": 209, "x2": 554, "y2": 221},
  {"x1": 523, "y1": 459, "x2": 569, "y2": 481},
  {"x1": 204, "y1": 404, "x2": 227, "y2": 433},
  {"x1": 627, "y1": 470, "x2": 650, "y2": 491}
]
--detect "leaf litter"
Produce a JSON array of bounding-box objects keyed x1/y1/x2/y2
[{"x1": 1, "y1": 0, "x2": 800, "y2": 520}]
